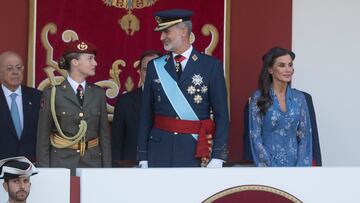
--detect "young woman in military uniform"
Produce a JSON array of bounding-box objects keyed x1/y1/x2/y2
[{"x1": 36, "y1": 40, "x2": 111, "y2": 175}]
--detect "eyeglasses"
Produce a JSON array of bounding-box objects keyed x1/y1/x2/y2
[{"x1": 3, "y1": 65, "x2": 24, "y2": 73}]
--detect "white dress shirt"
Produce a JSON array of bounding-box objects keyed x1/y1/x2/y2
[
  {"x1": 67, "y1": 76, "x2": 86, "y2": 94},
  {"x1": 172, "y1": 45, "x2": 193, "y2": 71}
]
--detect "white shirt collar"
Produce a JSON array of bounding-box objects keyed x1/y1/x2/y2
[
  {"x1": 172, "y1": 45, "x2": 193, "y2": 60},
  {"x1": 172, "y1": 45, "x2": 193, "y2": 69},
  {"x1": 1, "y1": 84, "x2": 22, "y2": 98},
  {"x1": 67, "y1": 76, "x2": 86, "y2": 94}
]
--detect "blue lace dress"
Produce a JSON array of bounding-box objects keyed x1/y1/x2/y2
[{"x1": 249, "y1": 87, "x2": 312, "y2": 166}]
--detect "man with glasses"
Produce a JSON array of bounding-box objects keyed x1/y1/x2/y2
[{"x1": 0, "y1": 51, "x2": 42, "y2": 162}]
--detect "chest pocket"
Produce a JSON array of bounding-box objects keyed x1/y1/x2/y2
[
  {"x1": 88, "y1": 108, "x2": 101, "y2": 126},
  {"x1": 55, "y1": 108, "x2": 77, "y2": 134}
]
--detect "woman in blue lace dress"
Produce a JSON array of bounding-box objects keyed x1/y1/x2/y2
[{"x1": 249, "y1": 47, "x2": 312, "y2": 167}]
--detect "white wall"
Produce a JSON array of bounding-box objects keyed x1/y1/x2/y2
[
  {"x1": 78, "y1": 168, "x2": 360, "y2": 203},
  {"x1": 292, "y1": 0, "x2": 360, "y2": 166}
]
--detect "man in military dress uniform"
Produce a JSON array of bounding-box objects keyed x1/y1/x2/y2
[{"x1": 137, "y1": 9, "x2": 229, "y2": 168}]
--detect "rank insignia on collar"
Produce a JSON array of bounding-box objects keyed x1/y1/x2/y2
[{"x1": 192, "y1": 54, "x2": 198, "y2": 61}]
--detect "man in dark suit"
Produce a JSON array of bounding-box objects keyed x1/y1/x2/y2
[
  {"x1": 243, "y1": 91, "x2": 322, "y2": 166},
  {"x1": 111, "y1": 50, "x2": 160, "y2": 167},
  {"x1": 137, "y1": 9, "x2": 229, "y2": 168},
  {"x1": 0, "y1": 51, "x2": 42, "y2": 162}
]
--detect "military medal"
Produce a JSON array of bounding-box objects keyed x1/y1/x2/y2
[
  {"x1": 79, "y1": 90, "x2": 84, "y2": 100},
  {"x1": 186, "y1": 74, "x2": 207, "y2": 104},
  {"x1": 201, "y1": 85, "x2": 208, "y2": 94},
  {"x1": 194, "y1": 94, "x2": 203, "y2": 104},
  {"x1": 187, "y1": 85, "x2": 196, "y2": 95},
  {"x1": 192, "y1": 74, "x2": 203, "y2": 86},
  {"x1": 175, "y1": 62, "x2": 181, "y2": 72}
]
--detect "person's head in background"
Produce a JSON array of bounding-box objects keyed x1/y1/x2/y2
[
  {"x1": 0, "y1": 51, "x2": 24, "y2": 92},
  {"x1": 139, "y1": 50, "x2": 161, "y2": 86},
  {"x1": 58, "y1": 40, "x2": 97, "y2": 83},
  {"x1": 1, "y1": 157, "x2": 38, "y2": 203}
]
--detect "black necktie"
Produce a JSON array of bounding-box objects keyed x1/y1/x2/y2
[
  {"x1": 76, "y1": 84, "x2": 84, "y2": 106},
  {"x1": 174, "y1": 55, "x2": 185, "y2": 80}
]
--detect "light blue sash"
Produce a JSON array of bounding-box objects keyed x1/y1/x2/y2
[{"x1": 153, "y1": 56, "x2": 198, "y2": 140}]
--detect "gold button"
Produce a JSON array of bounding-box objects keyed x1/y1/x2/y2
[
  {"x1": 174, "y1": 132, "x2": 178, "y2": 135},
  {"x1": 79, "y1": 112, "x2": 84, "y2": 117},
  {"x1": 62, "y1": 112, "x2": 66, "y2": 115},
  {"x1": 176, "y1": 116, "x2": 180, "y2": 120}
]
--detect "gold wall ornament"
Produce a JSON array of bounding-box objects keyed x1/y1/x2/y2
[
  {"x1": 102, "y1": 0, "x2": 159, "y2": 36},
  {"x1": 62, "y1": 29, "x2": 79, "y2": 42},
  {"x1": 41, "y1": 23, "x2": 60, "y2": 69},
  {"x1": 95, "y1": 79, "x2": 119, "y2": 120},
  {"x1": 201, "y1": 24, "x2": 219, "y2": 56},
  {"x1": 109, "y1": 59, "x2": 126, "y2": 88},
  {"x1": 118, "y1": 11, "x2": 139, "y2": 36},
  {"x1": 37, "y1": 66, "x2": 66, "y2": 91},
  {"x1": 133, "y1": 60, "x2": 142, "y2": 87}
]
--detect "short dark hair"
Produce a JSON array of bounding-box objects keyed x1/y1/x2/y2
[{"x1": 139, "y1": 50, "x2": 162, "y2": 69}]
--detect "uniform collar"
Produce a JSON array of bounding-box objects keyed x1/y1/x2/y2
[
  {"x1": 67, "y1": 76, "x2": 86, "y2": 94},
  {"x1": 172, "y1": 45, "x2": 193, "y2": 60}
]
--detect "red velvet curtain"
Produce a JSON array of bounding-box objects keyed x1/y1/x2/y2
[{"x1": 34, "y1": 0, "x2": 225, "y2": 101}]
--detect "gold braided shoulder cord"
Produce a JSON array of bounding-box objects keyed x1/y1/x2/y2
[{"x1": 49, "y1": 86, "x2": 87, "y2": 148}]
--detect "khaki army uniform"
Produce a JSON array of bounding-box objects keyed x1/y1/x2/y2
[{"x1": 37, "y1": 79, "x2": 111, "y2": 175}]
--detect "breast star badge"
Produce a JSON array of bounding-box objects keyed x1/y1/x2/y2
[
  {"x1": 187, "y1": 85, "x2": 196, "y2": 95},
  {"x1": 192, "y1": 74, "x2": 203, "y2": 86},
  {"x1": 194, "y1": 94, "x2": 203, "y2": 104}
]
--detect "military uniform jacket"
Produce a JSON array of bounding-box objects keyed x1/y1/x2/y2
[
  {"x1": 37, "y1": 79, "x2": 111, "y2": 173},
  {"x1": 137, "y1": 49, "x2": 229, "y2": 167}
]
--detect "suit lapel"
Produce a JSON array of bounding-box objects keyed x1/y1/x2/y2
[
  {"x1": 133, "y1": 88, "x2": 142, "y2": 112},
  {"x1": 179, "y1": 49, "x2": 199, "y2": 84},
  {"x1": 0, "y1": 87, "x2": 19, "y2": 138},
  {"x1": 83, "y1": 83, "x2": 95, "y2": 108},
  {"x1": 163, "y1": 54, "x2": 178, "y2": 82},
  {"x1": 21, "y1": 86, "x2": 31, "y2": 139},
  {"x1": 62, "y1": 80, "x2": 82, "y2": 108}
]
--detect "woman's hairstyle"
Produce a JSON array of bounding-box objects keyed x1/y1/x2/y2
[
  {"x1": 256, "y1": 47, "x2": 295, "y2": 115},
  {"x1": 58, "y1": 53, "x2": 82, "y2": 70}
]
